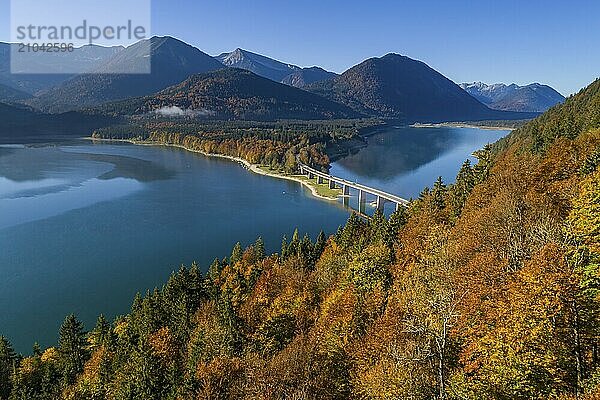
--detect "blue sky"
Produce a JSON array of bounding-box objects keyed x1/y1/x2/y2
[{"x1": 1, "y1": 0, "x2": 598, "y2": 95}]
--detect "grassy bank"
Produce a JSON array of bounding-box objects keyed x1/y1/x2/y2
[{"x1": 256, "y1": 165, "x2": 342, "y2": 199}]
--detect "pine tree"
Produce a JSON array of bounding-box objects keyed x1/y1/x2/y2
[
  {"x1": 113, "y1": 342, "x2": 166, "y2": 400},
  {"x1": 337, "y1": 212, "x2": 365, "y2": 250},
  {"x1": 32, "y1": 343, "x2": 42, "y2": 357},
  {"x1": 131, "y1": 292, "x2": 143, "y2": 315},
  {"x1": 89, "y1": 314, "x2": 113, "y2": 351},
  {"x1": 369, "y1": 209, "x2": 388, "y2": 245},
  {"x1": 230, "y1": 242, "x2": 243, "y2": 266},
  {"x1": 313, "y1": 230, "x2": 327, "y2": 262},
  {"x1": 207, "y1": 258, "x2": 223, "y2": 301},
  {"x1": 254, "y1": 237, "x2": 265, "y2": 260},
  {"x1": 0, "y1": 336, "x2": 15, "y2": 400},
  {"x1": 431, "y1": 177, "x2": 447, "y2": 210},
  {"x1": 299, "y1": 234, "x2": 315, "y2": 267},
  {"x1": 208, "y1": 258, "x2": 222, "y2": 282},
  {"x1": 289, "y1": 229, "x2": 300, "y2": 257},
  {"x1": 450, "y1": 159, "x2": 475, "y2": 217},
  {"x1": 473, "y1": 145, "x2": 493, "y2": 184},
  {"x1": 58, "y1": 314, "x2": 88, "y2": 386},
  {"x1": 387, "y1": 208, "x2": 408, "y2": 247},
  {"x1": 280, "y1": 235, "x2": 289, "y2": 262}
]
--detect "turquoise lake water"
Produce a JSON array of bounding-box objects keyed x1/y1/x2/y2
[
  {"x1": 0, "y1": 126, "x2": 508, "y2": 352},
  {"x1": 330, "y1": 126, "x2": 507, "y2": 201}
]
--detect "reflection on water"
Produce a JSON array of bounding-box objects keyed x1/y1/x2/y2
[
  {"x1": 0, "y1": 178, "x2": 142, "y2": 230},
  {"x1": 0, "y1": 141, "x2": 350, "y2": 352},
  {"x1": 331, "y1": 126, "x2": 508, "y2": 199},
  {"x1": 79, "y1": 152, "x2": 174, "y2": 182},
  {"x1": 0, "y1": 177, "x2": 69, "y2": 198},
  {"x1": 0, "y1": 146, "x2": 169, "y2": 229}
]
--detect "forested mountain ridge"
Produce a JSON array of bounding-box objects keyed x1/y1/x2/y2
[
  {"x1": 93, "y1": 68, "x2": 362, "y2": 121},
  {"x1": 497, "y1": 78, "x2": 600, "y2": 153},
  {"x1": 307, "y1": 53, "x2": 538, "y2": 123},
  {"x1": 3, "y1": 39, "x2": 543, "y2": 123},
  {"x1": 2, "y1": 77, "x2": 600, "y2": 400}
]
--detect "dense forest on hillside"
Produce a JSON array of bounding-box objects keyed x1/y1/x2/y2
[
  {"x1": 92, "y1": 119, "x2": 382, "y2": 171},
  {"x1": 91, "y1": 68, "x2": 361, "y2": 121},
  {"x1": 2, "y1": 78, "x2": 600, "y2": 399}
]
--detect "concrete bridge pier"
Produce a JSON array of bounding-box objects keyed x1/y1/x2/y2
[
  {"x1": 358, "y1": 190, "x2": 367, "y2": 213},
  {"x1": 329, "y1": 179, "x2": 337, "y2": 189},
  {"x1": 376, "y1": 196, "x2": 385, "y2": 211},
  {"x1": 343, "y1": 196, "x2": 349, "y2": 208},
  {"x1": 342, "y1": 185, "x2": 350, "y2": 196},
  {"x1": 317, "y1": 176, "x2": 325, "y2": 184},
  {"x1": 308, "y1": 172, "x2": 315, "y2": 179},
  {"x1": 395, "y1": 202, "x2": 403, "y2": 212}
]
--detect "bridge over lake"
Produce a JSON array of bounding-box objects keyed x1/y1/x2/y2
[{"x1": 298, "y1": 163, "x2": 410, "y2": 214}]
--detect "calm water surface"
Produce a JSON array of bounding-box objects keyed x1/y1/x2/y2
[
  {"x1": 331, "y1": 126, "x2": 508, "y2": 201},
  {"x1": 0, "y1": 141, "x2": 351, "y2": 352},
  {"x1": 0, "y1": 126, "x2": 508, "y2": 352}
]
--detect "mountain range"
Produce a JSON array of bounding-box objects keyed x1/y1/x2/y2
[
  {"x1": 0, "y1": 36, "x2": 556, "y2": 124},
  {"x1": 26, "y1": 37, "x2": 224, "y2": 113},
  {"x1": 459, "y1": 82, "x2": 565, "y2": 112},
  {"x1": 216, "y1": 48, "x2": 336, "y2": 88}
]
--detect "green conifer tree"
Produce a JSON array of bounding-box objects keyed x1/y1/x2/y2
[
  {"x1": 431, "y1": 177, "x2": 447, "y2": 210},
  {"x1": 58, "y1": 314, "x2": 87, "y2": 386},
  {"x1": 313, "y1": 230, "x2": 327, "y2": 263},
  {"x1": 254, "y1": 237, "x2": 265, "y2": 260},
  {"x1": 89, "y1": 314, "x2": 113, "y2": 351},
  {"x1": 0, "y1": 336, "x2": 15, "y2": 400},
  {"x1": 230, "y1": 242, "x2": 243, "y2": 265},
  {"x1": 450, "y1": 159, "x2": 475, "y2": 217}
]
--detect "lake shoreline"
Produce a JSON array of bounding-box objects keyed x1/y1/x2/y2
[
  {"x1": 85, "y1": 137, "x2": 340, "y2": 202},
  {"x1": 410, "y1": 122, "x2": 515, "y2": 131}
]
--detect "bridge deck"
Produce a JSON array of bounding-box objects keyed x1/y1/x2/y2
[{"x1": 299, "y1": 164, "x2": 410, "y2": 206}]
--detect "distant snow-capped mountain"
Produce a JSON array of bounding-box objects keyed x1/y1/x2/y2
[
  {"x1": 460, "y1": 82, "x2": 565, "y2": 113},
  {"x1": 215, "y1": 48, "x2": 336, "y2": 88}
]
